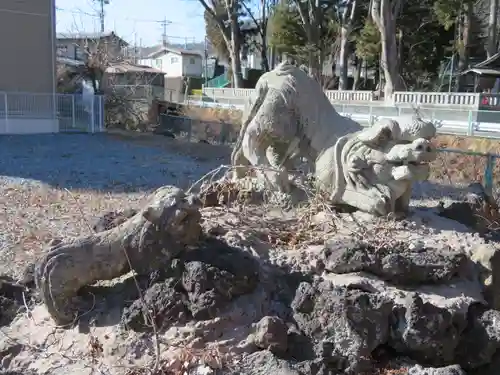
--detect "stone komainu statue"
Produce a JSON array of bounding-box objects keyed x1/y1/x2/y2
[{"x1": 230, "y1": 61, "x2": 363, "y2": 193}]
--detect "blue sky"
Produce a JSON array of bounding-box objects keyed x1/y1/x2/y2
[{"x1": 56, "y1": 0, "x2": 207, "y2": 46}]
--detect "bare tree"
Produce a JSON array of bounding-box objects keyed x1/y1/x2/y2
[
  {"x1": 338, "y1": 0, "x2": 358, "y2": 90},
  {"x1": 456, "y1": 2, "x2": 474, "y2": 90},
  {"x1": 371, "y1": 0, "x2": 405, "y2": 99},
  {"x1": 241, "y1": 0, "x2": 274, "y2": 72},
  {"x1": 198, "y1": 0, "x2": 245, "y2": 87},
  {"x1": 487, "y1": 0, "x2": 498, "y2": 58},
  {"x1": 282, "y1": 0, "x2": 339, "y2": 83},
  {"x1": 293, "y1": 0, "x2": 323, "y2": 80}
]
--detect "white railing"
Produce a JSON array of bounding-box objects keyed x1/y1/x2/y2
[
  {"x1": 392, "y1": 92, "x2": 480, "y2": 106},
  {"x1": 325, "y1": 90, "x2": 374, "y2": 102},
  {"x1": 201, "y1": 87, "x2": 500, "y2": 108},
  {"x1": 481, "y1": 94, "x2": 500, "y2": 107},
  {"x1": 202, "y1": 88, "x2": 254, "y2": 98},
  {"x1": 0, "y1": 92, "x2": 105, "y2": 134}
]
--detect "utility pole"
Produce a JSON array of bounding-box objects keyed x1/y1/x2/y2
[
  {"x1": 204, "y1": 36, "x2": 209, "y2": 85},
  {"x1": 160, "y1": 17, "x2": 170, "y2": 46},
  {"x1": 94, "y1": 0, "x2": 109, "y2": 33}
]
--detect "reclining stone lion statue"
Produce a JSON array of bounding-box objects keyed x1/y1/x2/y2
[
  {"x1": 35, "y1": 186, "x2": 203, "y2": 325},
  {"x1": 315, "y1": 117, "x2": 438, "y2": 216},
  {"x1": 230, "y1": 61, "x2": 363, "y2": 192}
]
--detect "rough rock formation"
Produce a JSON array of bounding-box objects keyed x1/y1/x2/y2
[
  {"x1": 0, "y1": 277, "x2": 31, "y2": 328},
  {"x1": 121, "y1": 238, "x2": 261, "y2": 331},
  {"x1": 4, "y1": 184, "x2": 500, "y2": 375},
  {"x1": 438, "y1": 182, "x2": 500, "y2": 239}
]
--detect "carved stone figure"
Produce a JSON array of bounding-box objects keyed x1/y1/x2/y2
[
  {"x1": 34, "y1": 186, "x2": 203, "y2": 325},
  {"x1": 230, "y1": 61, "x2": 363, "y2": 192},
  {"x1": 316, "y1": 117, "x2": 437, "y2": 216}
]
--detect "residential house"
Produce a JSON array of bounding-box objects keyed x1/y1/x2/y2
[
  {"x1": 56, "y1": 32, "x2": 129, "y2": 63},
  {"x1": 138, "y1": 47, "x2": 203, "y2": 77},
  {"x1": 0, "y1": 0, "x2": 58, "y2": 134},
  {"x1": 103, "y1": 62, "x2": 165, "y2": 99}
]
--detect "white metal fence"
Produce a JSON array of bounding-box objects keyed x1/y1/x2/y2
[
  {"x1": 0, "y1": 92, "x2": 105, "y2": 134},
  {"x1": 200, "y1": 88, "x2": 500, "y2": 108}
]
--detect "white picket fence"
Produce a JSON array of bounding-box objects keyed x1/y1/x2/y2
[
  {"x1": 0, "y1": 92, "x2": 105, "y2": 134},
  {"x1": 201, "y1": 88, "x2": 500, "y2": 108}
]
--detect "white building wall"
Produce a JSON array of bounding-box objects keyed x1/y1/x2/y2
[
  {"x1": 139, "y1": 52, "x2": 203, "y2": 77},
  {"x1": 181, "y1": 55, "x2": 203, "y2": 76}
]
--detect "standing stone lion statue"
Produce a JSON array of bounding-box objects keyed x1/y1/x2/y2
[{"x1": 230, "y1": 61, "x2": 363, "y2": 193}]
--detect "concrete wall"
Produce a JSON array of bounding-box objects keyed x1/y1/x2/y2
[{"x1": 0, "y1": 119, "x2": 59, "y2": 134}]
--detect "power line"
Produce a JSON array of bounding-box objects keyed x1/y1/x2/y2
[
  {"x1": 126, "y1": 16, "x2": 174, "y2": 46},
  {"x1": 56, "y1": 7, "x2": 99, "y2": 18}
]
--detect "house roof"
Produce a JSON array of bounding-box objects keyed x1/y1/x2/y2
[
  {"x1": 105, "y1": 62, "x2": 163, "y2": 74},
  {"x1": 56, "y1": 31, "x2": 129, "y2": 46},
  {"x1": 474, "y1": 52, "x2": 500, "y2": 69},
  {"x1": 126, "y1": 45, "x2": 160, "y2": 59},
  {"x1": 146, "y1": 46, "x2": 202, "y2": 58}
]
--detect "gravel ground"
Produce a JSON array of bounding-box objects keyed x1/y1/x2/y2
[{"x1": 0, "y1": 133, "x2": 225, "y2": 277}]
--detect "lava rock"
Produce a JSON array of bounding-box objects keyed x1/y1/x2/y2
[
  {"x1": 250, "y1": 316, "x2": 288, "y2": 354},
  {"x1": 92, "y1": 208, "x2": 137, "y2": 233},
  {"x1": 291, "y1": 280, "x2": 393, "y2": 373},
  {"x1": 121, "y1": 278, "x2": 188, "y2": 332},
  {"x1": 389, "y1": 293, "x2": 461, "y2": 366},
  {"x1": 0, "y1": 277, "x2": 30, "y2": 327},
  {"x1": 470, "y1": 244, "x2": 500, "y2": 310},
  {"x1": 438, "y1": 182, "x2": 500, "y2": 238},
  {"x1": 455, "y1": 304, "x2": 500, "y2": 370},
  {"x1": 180, "y1": 238, "x2": 260, "y2": 320},
  {"x1": 235, "y1": 350, "x2": 302, "y2": 375},
  {"x1": 322, "y1": 238, "x2": 469, "y2": 285},
  {"x1": 407, "y1": 364, "x2": 466, "y2": 375}
]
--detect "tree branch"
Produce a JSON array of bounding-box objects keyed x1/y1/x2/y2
[
  {"x1": 198, "y1": 0, "x2": 233, "y2": 51},
  {"x1": 371, "y1": 0, "x2": 383, "y2": 30},
  {"x1": 241, "y1": 1, "x2": 266, "y2": 39}
]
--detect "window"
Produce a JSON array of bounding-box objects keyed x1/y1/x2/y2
[
  {"x1": 56, "y1": 45, "x2": 68, "y2": 57},
  {"x1": 155, "y1": 59, "x2": 162, "y2": 69},
  {"x1": 75, "y1": 46, "x2": 84, "y2": 61},
  {"x1": 170, "y1": 56, "x2": 179, "y2": 63},
  {"x1": 189, "y1": 57, "x2": 196, "y2": 65}
]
